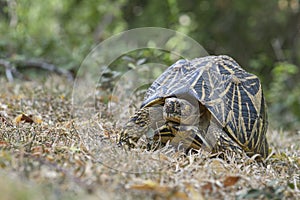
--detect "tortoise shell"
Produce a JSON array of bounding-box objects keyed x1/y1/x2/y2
[{"x1": 141, "y1": 55, "x2": 269, "y2": 158}]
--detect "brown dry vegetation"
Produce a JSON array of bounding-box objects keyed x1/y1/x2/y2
[{"x1": 0, "y1": 76, "x2": 299, "y2": 200}]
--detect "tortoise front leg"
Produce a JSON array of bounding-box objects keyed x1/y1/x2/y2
[
  {"x1": 118, "y1": 106, "x2": 164, "y2": 149},
  {"x1": 151, "y1": 122, "x2": 213, "y2": 151},
  {"x1": 118, "y1": 107, "x2": 150, "y2": 149}
]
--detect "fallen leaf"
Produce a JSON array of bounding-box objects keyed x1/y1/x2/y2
[
  {"x1": 108, "y1": 95, "x2": 119, "y2": 103},
  {"x1": 201, "y1": 182, "x2": 213, "y2": 192},
  {"x1": 15, "y1": 114, "x2": 34, "y2": 124},
  {"x1": 103, "y1": 130, "x2": 110, "y2": 138},
  {"x1": 99, "y1": 95, "x2": 119, "y2": 103},
  {"x1": 46, "y1": 155, "x2": 55, "y2": 162},
  {"x1": 0, "y1": 141, "x2": 9, "y2": 147},
  {"x1": 14, "y1": 114, "x2": 42, "y2": 124},
  {"x1": 32, "y1": 116, "x2": 43, "y2": 124},
  {"x1": 32, "y1": 146, "x2": 44, "y2": 156},
  {"x1": 185, "y1": 183, "x2": 205, "y2": 200},
  {"x1": 129, "y1": 180, "x2": 159, "y2": 191},
  {"x1": 129, "y1": 181, "x2": 189, "y2": 200},
  {"x1": 223, "y1": 176, "x2": 240, "y2": 187}
]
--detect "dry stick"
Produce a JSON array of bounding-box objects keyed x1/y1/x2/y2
[
  {"x1": 0, "y1": 58, "x2": 15, "y2": 82},
  {"x1": 16, "y1": 59, "x2": 74, "y2": 81},
  {"x1": 0, "y1": 58, "x2": 74, "y2": 81},
  {"x1": 271, "y1": 39, "x2": 285, "y2": 61}
]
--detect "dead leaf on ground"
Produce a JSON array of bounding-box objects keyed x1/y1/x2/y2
[
  {"x1": 32, "y1": 146, "x2": 44, "y2": 156},
  {"x1": 0, "y1": 141, "x2": 9, "y2": 147},
  {"x1": 223, "y1": 176, "x2": 240, "y2": 187},
  {"x1": 14, "y1": 114, "x2": 42, "y2": 124},
  {"x1": 201, "y1": 176, "x2": 240, "y2": 193},
  {"x1": 129, "y1": 180, "x2": 189, "y2": 200},
  {"x1": 201, "y1": 182, "x2": 213, "y2": 192},
  {"x1": 15, "y1": 114, "x2": 34, "y2": 124},
  {"x1": 32, "y1": 115, "x2": 42, "y2": 124}
]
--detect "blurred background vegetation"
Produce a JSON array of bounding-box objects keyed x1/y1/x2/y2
[{"x1": 0, "y1": 0, "x2": 299, "y2": 130}]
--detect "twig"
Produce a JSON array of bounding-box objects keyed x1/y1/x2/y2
[
  {"x1": 16, "y1": 59, "x2": 74, "y2": 81},
  {"x1": 1, "y1": 58, "x2": 74, "y2": 81},
  {"x1": 271, "y1": 39, "x2": 285, "y2": 61},
  {"x1": 0, "y1": 58, "x2": 15, "y2": 82},
  {"x1": 93, "y1": 13, "x2": 114, "y2": 42}
]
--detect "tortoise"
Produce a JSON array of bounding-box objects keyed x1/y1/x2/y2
[{"x1": 118, "y1": 55, "x2": 269, "y2": 159}]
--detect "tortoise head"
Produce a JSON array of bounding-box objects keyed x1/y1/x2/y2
[{"x1": 163, "y1": 97, "x2": 200, "y2": 125}]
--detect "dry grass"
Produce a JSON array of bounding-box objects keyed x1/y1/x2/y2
[{"x1": 0, "y1": 76, "x2": 299, "y2": 200}]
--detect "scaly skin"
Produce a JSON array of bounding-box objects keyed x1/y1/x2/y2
[
  {"x1": 118, "y1": 107, "x2": 151, "y2": 149},
  {"x1": 118, "y1": 105, "x2": 164, "y2": 149}
]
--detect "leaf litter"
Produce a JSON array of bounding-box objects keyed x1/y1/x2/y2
[{"x1": 0, "y1": 76, "x2": 299, "y2": 199}]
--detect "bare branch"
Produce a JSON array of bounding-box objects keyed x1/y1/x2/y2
[
  {"x1": 0, "y1": 58, "x2": 14, "y2": 82},
  {"x1": 271, "y1": 39, "x2": 285, "y2": 61},
  {"x1": 0, "y1": 58, "x2": 74, "y2": 81},
  {"x1": 16, "y1": 59, "x2": 74, "y2": 81}
]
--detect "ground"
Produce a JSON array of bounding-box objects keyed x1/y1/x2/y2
[{"x1": 0, "y1": 76, "x2": 299, "y2": 200}]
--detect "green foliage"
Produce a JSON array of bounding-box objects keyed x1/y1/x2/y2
[
  {"x1": 0, "y1": 0, "x2": 127, "y2": 68},
  {"x1": 97, "y1": 49, "x2": 178, "y2": 104},
  {"x1": 267, "y1": 62, "x2": 300, "y2": 129}
]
